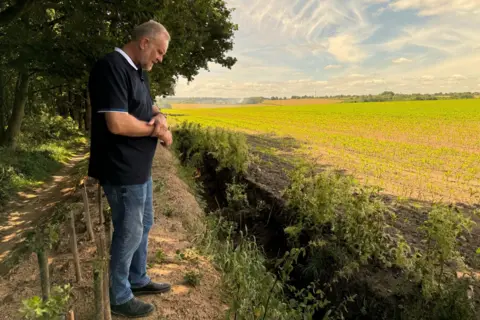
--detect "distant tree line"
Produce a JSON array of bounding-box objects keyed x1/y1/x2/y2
[
  {"x1": 342, "y1": 91, "x2": 477, "y2": 102},
  {"x1": 266, "y1": 91, "x2": 478, "y2": 103}
]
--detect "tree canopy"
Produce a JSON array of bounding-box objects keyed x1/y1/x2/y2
[{"x1": 0, "y1": 0, "x2": 238, "y2": 147}]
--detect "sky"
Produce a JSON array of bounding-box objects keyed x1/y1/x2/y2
[{"x1": 173, "y1": 0, "x2": 480, "y2": 98}]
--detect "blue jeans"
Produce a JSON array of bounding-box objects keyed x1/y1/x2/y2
[{"x1": 102, "y1": 177, "x2": 153, "y2": 305}]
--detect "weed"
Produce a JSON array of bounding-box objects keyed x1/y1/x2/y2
[
  {"x1": 19, "y1": 284, "x2": 72, "y2": 320},
  {"x1": 162, "y1": 205, "x2": 174, "y2": 217},
  {"x1": 154, "y1": 179, "x2": 165, "y2": 193},
  {"x1": 176, "y1": 248, "x2": 200, "y2": 264},
  {"x1": 155, "y1": 250, "x2": 167, "y2": 264},
  {"x1": 184, "y1": 271, "x2": 203, "y2": 287}
]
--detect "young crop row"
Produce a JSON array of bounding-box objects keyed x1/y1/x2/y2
[{"x1": 166, "y1": 100, "x2": 480, "y2": 204}]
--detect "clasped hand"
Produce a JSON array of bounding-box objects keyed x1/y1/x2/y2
[{"x1": 148, "y1": 113, "x2": 172, "y2": 146}]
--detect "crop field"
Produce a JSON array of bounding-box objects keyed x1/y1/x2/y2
[{"x1": 166, "y1": 99, "x2": 480, "y2": 205}]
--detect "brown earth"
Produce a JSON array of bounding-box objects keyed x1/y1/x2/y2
[
  {"x1": 171, "y1": 103, "x2": 260, "y2": 110},
  {"x1": 0, "y1": 148, "x2": 227, "y2": 320},
  {"x1": 261, "y1": 98, "x2": 342, "y2": 106},
  {"x1": 171, "y1": 99, "x2": 341, "y2": 110},
  {"x1": 0, "y1": 147, "x2": 89, "y2": 275}
]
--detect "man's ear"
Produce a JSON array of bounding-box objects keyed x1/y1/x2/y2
[{"x1": 139, "y1": 37, "x2": 150, "y2": 50}]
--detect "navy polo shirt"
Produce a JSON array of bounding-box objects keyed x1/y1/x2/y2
[{"x1": 87, "y1": 48, "x2": 158, "y2": 185}]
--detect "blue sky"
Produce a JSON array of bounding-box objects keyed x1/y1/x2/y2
[{"x1": 174, "y1": 0, "x2": 480, "y2": 98}]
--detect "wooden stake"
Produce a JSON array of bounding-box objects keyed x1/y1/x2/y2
[
  {"x1": 109, "y1": 220, "x2": 113, "y2": 247},
  {"x1": 100, "y1": 231, "x2": 112, "y2": 320},
  {"x1": 97, "y1": 184, "x2": 104, "y2": 225},
  {"x1": 67, "y1": 310, "x2": 75, "y2": 320},
  {"x1": 69, "y1": 209, "x2": 82, "y2": 282},
  {"x1": 93, "y1": 264, "x2": 104, "y2": 320},
  {"x1": 97, "y1": 183, "x2": 112, "y2": 320},
  {"x1": 82, "y1": 183, "x2": 95, "y2": 241},
  {"x1": 37, "y1": 250, "x2": 50, "y2": 301}
]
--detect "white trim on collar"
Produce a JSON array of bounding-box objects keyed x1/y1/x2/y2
[{"x1": 114, "y1": 47, "x2": 138, "y2": 70}]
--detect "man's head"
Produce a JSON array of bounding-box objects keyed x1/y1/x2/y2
[{"x1": 130, "y1": 20, "x2": 170, "y2": 71}]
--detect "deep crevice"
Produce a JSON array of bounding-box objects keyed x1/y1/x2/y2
[{"x1": 188, "y1": 152, "x2": 407, "y2": 319}]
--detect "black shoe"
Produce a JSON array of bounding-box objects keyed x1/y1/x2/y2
[
  {"x1": 131, "y1": 280, "x2": 172, "y2": 296},
  {"x1": 111, "y1": 297, "x2": 154, "y2": 318}
]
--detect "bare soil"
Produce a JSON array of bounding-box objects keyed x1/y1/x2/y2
[
  {"x1": 261, "y1": 98, "x2": 342, "y2": 106},
  {"x1": 0, "y1": 148, "x2": 88, "y2": 275},
  {"x1": 0, "y1": 148, "x2": 227, "y2": 320}
]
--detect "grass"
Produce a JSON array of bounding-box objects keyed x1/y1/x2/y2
[
  {"x1": 0, "y1": 114, "x2": 86, "y2": 207},
  {"x1": 166, "y1": 99, "x2": 480, "y2": 205}
]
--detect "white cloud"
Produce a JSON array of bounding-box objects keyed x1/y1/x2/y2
[
  {"x1": 421, "y1": 75, "x2": 435, "y2": 80},
  {"x1": 383, "y1": 23, "x2": 480, "y2": 55},
  {"x1": 348, "y1": 74, "x2": 366, "y2": 78},
  {"x1": 324, "y1": 64, "x2": 343, "y2": 70},
  {"x1": 373, "y1": 7, "x2": 386, "y2": 17},
  {"x1": 327, "y1": 34, "x2": 368, "y2": 63},
  {"x1": 451, "y1": 74, "x2": 467, "y2": 80},
  {"x1": 390, "y1": 0, "x2": 480, "y2": 16},
  {"x1": 364, "y1": 78, "x2": 386, "y2": 85},
  {"x1": 173, "y1": 0, "x2": 480, "y2": 98},
  {"x1": 392, "y1": 57, "x2": 412, "y2": 64}
]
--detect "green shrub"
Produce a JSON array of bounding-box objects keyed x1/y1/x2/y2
[
  {"x1": 20, "y1": 112, "x2": 80, "y2": 145},
  {"x1": 19, "y1": 284, "x2": 72, "y2": 320},
  {"x1": 283, "y1": 165, "x2": 395, "y2": 270},
  {"x1": 172, "y1": 121, "x2": 249, "y2": 174},
  {"x1": 415, "y1": 205, "x2": 476, "y2": 298}
]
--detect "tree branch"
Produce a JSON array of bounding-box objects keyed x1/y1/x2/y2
[
  {"x1": 0, "y1": 0, "x2": 35, "y2": 27},
  {"x1": 47, "y1": 15, "x2": 67, "y2": 27},
  {"x1": 32, "y1": 85, "x2": 64, "y2": 94}
]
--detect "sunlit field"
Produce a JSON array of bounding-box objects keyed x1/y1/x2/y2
[{"x1": 166, "y1": 99, "x2": 480, "y2": 205}]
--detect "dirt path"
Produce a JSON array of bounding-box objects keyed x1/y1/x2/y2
[
  {"x1": 0, "y1": 148, "x2": 227, "y2": 319},
  {"x1": 0, "y1": 148, "x2": 88, "y2": 274}
]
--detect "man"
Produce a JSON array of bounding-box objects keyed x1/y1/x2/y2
[{"x1": 88, "y1": 20, "x2": 173, "y2": 318}]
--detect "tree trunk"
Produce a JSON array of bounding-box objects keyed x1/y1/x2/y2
[
  {"x1": 68, "y1": 89, "x2": 75, "y2": 120},
  {"x1": 37, "y1": 250, "x2": 50, "y2": 301},
  {"x1": 57, "y1": 87, "x2": 67, "y2": 117},
  {"x1": 74, "y1": 91, "x2": 82, "y2": 130},
  {"x1": 85, "y1": 89, "x2": 91, "y2": 137},
  {"x1": 1, "y1": 71, "x2": 29, "y2": 148},
  {"x1": 69, "y1": 209, "x2": 82, "y2": 282}
]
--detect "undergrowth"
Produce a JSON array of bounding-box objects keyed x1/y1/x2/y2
[
  {"x1": 0, "y1": 112, "x2": 85, "y2": 207},
  {"x1": 174, "y1": 123, "x2": 479, "y2": 319}
]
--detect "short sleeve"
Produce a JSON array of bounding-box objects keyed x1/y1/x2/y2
[{"x1": 90, "y1": 59, "x2": 129, "y2": 113}]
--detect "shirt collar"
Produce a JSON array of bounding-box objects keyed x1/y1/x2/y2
[{"x1": 114, "y1": 47, "x2": 138, "y2": 70}]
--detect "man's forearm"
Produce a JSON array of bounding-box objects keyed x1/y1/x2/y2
[{"x1": 106, "y1": 112, "x2": 154, "y2": 137}]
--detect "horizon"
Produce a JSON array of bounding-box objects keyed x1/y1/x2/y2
[
  {"x1": 165, "y1": 90, "x2": 480, "y2": 100},
  {"x1": 173, "y1": 0, "x2": 480, "y2": 98}
]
